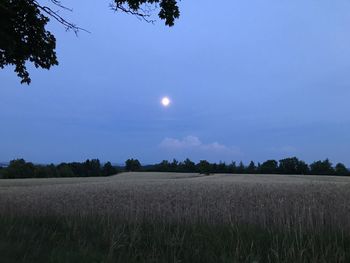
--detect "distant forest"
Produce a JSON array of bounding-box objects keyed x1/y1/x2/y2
[{"x1": 0, "y1": 157, "x2": 349, "y2": 179}]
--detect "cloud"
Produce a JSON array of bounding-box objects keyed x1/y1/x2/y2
[
  {"x1": 160, "y1": 136, "x2": 201, "y2": 149},
  {"x1": 159, "y1": 136, "x2": 240, "y2": 155}
]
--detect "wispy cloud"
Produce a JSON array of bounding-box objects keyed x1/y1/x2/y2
[{"x1": 159, "y1": 136, "x2": 241, "y2": 155}]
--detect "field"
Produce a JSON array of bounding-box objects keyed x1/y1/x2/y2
[{"x1": 1, "y1": 172, "x2": 350, "y2": 262}]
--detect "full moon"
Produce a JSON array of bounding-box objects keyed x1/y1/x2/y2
[{"x1": 161, "y1": 97, "x2": 170, "y2": 107}]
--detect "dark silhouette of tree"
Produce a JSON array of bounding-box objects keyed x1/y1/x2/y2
[
  {"x1": 181, "y1": 158, "x2": 196, "y2": 172},
  {"x1": 57, "y1": 163, "x2": 75, "y2": 177},
  {"x1": 247, "y1": 161, "x2": 256, "y2": 174},
  {"x1": 278, "y1": 157, "x2": 309, "y2": 175},
  {"x1": 227, "y1": 161, "x2": 237, "y2": 173},
  {"x1": 211, "y1": 163, "x2": 218, "y2": 173},
  {"x1": 335, "y1": 163, "x2": 349, "y2": 176},
  {"x1": 82, "y1": 159, "x2": 101, "y2": 177},
  {"x1": 237, "y1": 161, "x2": 245, "y2": 174},
  {"x1": 0, "y1": 0, "x2": 58, "y2": 84},
  {"x1": 2, "y1": 159, "x2": 35, "y2": 179},
  {"x1": 34, "y1": 164, "x2": 57, "y2": 178},
  {"x1": 197, "y1": 160, "x2": 211, "y2": 175},
  {"x1": 113, "y1": 0, "x2": 180, "y2": 26},
  {"x1": 103, "y1": 162, "x2": 117, "y2": 176},
  {"x1": 170, "y1": 159, "x2": 179, "y2": 172},
  {"x1": 296, "y1": 160, "x2": 309, "y2": 175},
  {"x1": 157, "y1": 160, "x2": 170, "y2": 172},
  {"x1": 0, "y1": 158, "x2": 117, "y2": 178},
  {"x1": 68, "y1": 162, "x2": 83, "y2": 177},
  {"x1": 217, "y1": 162, "x2": 227, "y2": 173},
  {"x1": 310, "y1": 159, "x2": 334, "y2": 175},
  {"x1": 260, "y1": 160, "x2": 278, "y2": 174},
  {"x1": 125, "y1": 158, "x2": 141, "y2": 171},
  {"x1": 1, "y1": 0, "x2": 180, "y2": 84},
  {"x1": 0, "y1": 157, "x2": 348, "y2": 179},
  {"x1": 257, "y1": 162, "x2": 261, "y2": 173}
]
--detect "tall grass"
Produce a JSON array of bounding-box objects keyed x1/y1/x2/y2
[
  {"x1": 1, "y1": 215, "x2": 349, "y2": 263},
  {"x1": 1, "y1": 173, "x2": 350, "y2": 262}
]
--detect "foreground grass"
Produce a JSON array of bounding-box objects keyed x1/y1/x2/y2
[{"x1": 0, "y1": 216, "x2": 349, "y2": 263}]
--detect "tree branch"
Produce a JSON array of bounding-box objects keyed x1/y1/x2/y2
[
  {"x1": 33, "y1": 0, "x2": 90, "y2": 34},
  {"x1": 110, "y1": 2, "x2": 156, "y2": 24}
]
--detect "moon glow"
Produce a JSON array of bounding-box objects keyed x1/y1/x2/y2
[{"x1": 161, "y1": 97, "x2": 170, "y2": 107}]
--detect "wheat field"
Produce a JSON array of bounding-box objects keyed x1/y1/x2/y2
[{"x1": 1, "y1": 172, "x2": 350, "y2": 232}]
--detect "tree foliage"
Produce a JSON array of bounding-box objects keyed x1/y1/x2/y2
[
  {"x1": 1, "y1": 159, "x2": 118, "y2": 179},
  {"x1": 247, "y1": 161, "x2": 256, "y2": 174},
  {"x1": 197, "y1": 160, "x2": 211, "y2": 175},
  {"x1": 310, "y1": 159, "x2": 334, "y2": 175},
  {"x1": 0, "y1": 0, "x2": 180, "y2": 84},
  {"x1": 125, "y1": 158, "x2": 141, "y2": 171},
  {"x1": 0, "y1": 0, "x2": 58, "y2": 84},
  {"x1": 278, "y1": 157, "x2": 309, "y2": 175},
  {"x1": 113, "y1": 0, "x2": 180, "y2": 26},
  {"x1": 335, "y1": 163, "x2": 349, "y2": 176},
  {"x1": 2, "y1": 159, "x2": 35, "y2": 178},
  {"x1": 1, "y1": 157, "x2": 349, "y2": 179},
  {"x1": 142, "y1": 157, "x2": 349, "y2": 176},
  {"x1": 103, "y1": 161, "x2": 118, "y2": 176},
  {"x1": 260, "y1": 160, "x2": 278, "y2": 174}
]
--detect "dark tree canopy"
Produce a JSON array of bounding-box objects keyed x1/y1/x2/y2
[
  {"x1": 0, "y1": 0, "x2": 180, "y2": 84},
  {"x1": 335, "y1": 163, "x2": 349, "y2": 176},
  {"x1": 113, "y1": 0, "x2": 180, "y2": 26},
  {"x1": 0, "y1": 158, "x2": 118, "y2": 179},
  {"x1": 278, "y1": 157, "x2": 309, "y2": 175},
  {"x1": 125, "y1": 158, "x2": 141, "y2": 171},
  {"x1": 310, "y1": 159, "x2": 334, "y2": 175},
  {"x1": 0, "y1": 0, "x2": 58, "y2": 84},
  {"x1": 260, "y1": 160, "x2": 278, "y2": 174},
  {"x1": 197, "y1": 160, "x2": 211, "y2": 175}
]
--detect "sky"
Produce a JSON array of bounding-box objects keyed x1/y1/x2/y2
[{"x1": 1, "y1": 0, "x2": 350, "y2": 165}]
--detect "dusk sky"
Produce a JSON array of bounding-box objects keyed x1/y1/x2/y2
[{"x1": 1, "y1": 0, "x2": 350, "y2": 165}]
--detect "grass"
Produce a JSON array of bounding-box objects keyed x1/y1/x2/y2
[
  {"x1": 1, "y1": 215, "x2": 349, "y2": 263},
  {"x1": 1, "y1": 172, "x2": 350, "y2": 262}
]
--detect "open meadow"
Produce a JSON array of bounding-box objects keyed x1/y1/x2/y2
[{"x1": 1, "y1": 172, "x2": 350, "y2": 262}]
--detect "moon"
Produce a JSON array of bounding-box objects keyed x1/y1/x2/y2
[{"x1": 161, "y1": 97, "x2": 170, "y2": 107}]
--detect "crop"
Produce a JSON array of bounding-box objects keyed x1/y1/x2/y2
[
  {"x1": 1, "y1": 172, "x2": 350, "y2": 262},
  {"x1": 1, "y1": 172, "x2": 350, "y2": 231}
]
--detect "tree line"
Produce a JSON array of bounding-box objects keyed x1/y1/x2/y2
[
  {"x1": 0, "y1": 159, "x2": 118, "y2": 179},
  {"x1": 0, "y1": 157, "x2": 349, "y2": 179},
  {"x1": 125, "y1": 157, "x2": 350, "y2": 176}
]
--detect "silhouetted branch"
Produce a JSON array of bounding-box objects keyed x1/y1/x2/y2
[
  {"x1": 110, "y1": 2, "x2": 156, "y2": 24},
  {"x1": 33, "y1": 0, "x2": 90, "y2": 34}
]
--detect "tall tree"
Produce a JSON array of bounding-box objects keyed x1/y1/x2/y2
[
  {"x1": 102, "y1": 161, "x2": 117, "y2": 176},
  {"x1": 157, "y1": 160, "x2": 170, "y2": 172},
  {"x1": 197, "y1": 160, "x2": 211, "y2": 175},
  {"x1": 217, "y1": 161, "x2": 227, "y2": 173},
  {"x1": 181, "y1": 158, "x2": 196, "y2": 172},
  {"x1": 227, "y1": 161, "x2": 237, "y2": 173},
  {"x1": 0, "y1": 0, "x2": 180, "y2": 84},
  {"x1": 0, "y1": 0, "x2": 58, "y2": 84},
  {"x1": 237, "y1": 161, "x2": 245, "y2": 174},
  {"x1": 278, "y1": 157, "x2": 309, "y2": 175},
  {"x1": 3, "y1": 159, "x2": 35, "y2": 178},
  {"x1": 310, "y1": 159, "x2": 334, "y2": 175},
  {"x1": 260, "y1": 160, "x2": 278, "y2": 174},
  {"x1": 125, "y1": 158, "x2": 141, "y2": 171},
  {"x1": 335, "y1": 163, "x2": 349, "y2": 176},
  {"x1": 247, "y1": 161, "x2": 256, "y2": 174},
  {"x1": 170, "y1": 158, "x2": 179, "y2": 172}
]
